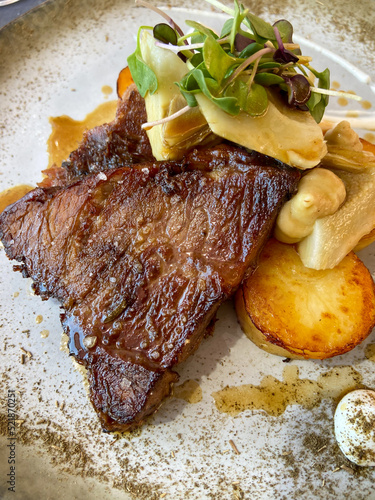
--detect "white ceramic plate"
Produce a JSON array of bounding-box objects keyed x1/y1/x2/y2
[{"x1": 1, "y1": 1, "x2": 375, "y2": 499}]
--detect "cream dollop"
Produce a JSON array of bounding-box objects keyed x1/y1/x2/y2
[{"x1": 334, "y1": 389, "x2": 375, "y2": 467}]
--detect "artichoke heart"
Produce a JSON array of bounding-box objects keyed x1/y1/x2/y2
[
  {"x1": 298, "y1": 167, "x2": 375, "y2": 269},
  {"x1": 196, "y1": 90, "x2": 327, "y2": 169},
  {"x1": 140, "y1": 31, "x2": 216, "y2": 160},
  {"x1": 162, "y1": 95, "x2": 216, "y2": 152},
  {"x1": 321, "y1": 147, "x2": 375, "y2": 173}
]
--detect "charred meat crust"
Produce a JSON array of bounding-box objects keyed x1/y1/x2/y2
[
  {"x1": 88, "y1": 347, "x2": 178, "y2": 431},
  {"x1": 63, "y1": 83, "x2": 153, "y2": 178},
  {"x1": 40, "y1": 83, "x2": 153, "y2": 188},
  {"x1": 0, "y1": 144, "x2": 300, "y2": 431}
]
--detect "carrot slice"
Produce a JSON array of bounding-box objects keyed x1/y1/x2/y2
[{"x1": 117, "y1": 67, "x2": 134, "y2": 98}]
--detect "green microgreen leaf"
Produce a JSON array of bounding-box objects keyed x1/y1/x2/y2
[
  {"x1": 230, "y1": 0, "x2": 248, "y2": 52},
  {"x1": 153, "y1": 23, "x2": 178, "y2": 45},
  {"x1": 225, "y1": 78, "x2": 247, "y2": 107},
  {"x1": 245, "y1": 12, "x2": 276, "y2": 43},
  {"x1": 190, "y1": 33, "x2": 206, "y2": 44},
  {"x1": 179, "y1": 66, "x2": 240, "y2": 114},
  {"x1": 257, "y1": 61, "x2": 282, "y2": 70},
  {"x1": 306, "y1": 67, "x2": 330, "y2": 123},
  {"x1": 244, "y1": 83, "x2": 269, "y2": 115},
  {"x1": 221, "y1": 18, "x2": 234, "y2": 37},
  {"x1": 190, "y1": 52, "x2": 204, "y2": 67},
  {"x1": 203, "y1": 36, "x2": 237, "y2": 84},
  {"x1": 176, "y1": 64, "x2": 208, "y2": 107},
  {"x1": 225, "y1": 79, "x2": 268, "y2": 115},
  {"x1": 310, "y1": 67, "x2": 330, "y2": 93},
  {"x1": 195, "y1": 69, "x2": 240, "y2": 114},
  {"x1": 186, "y1": 20, "x2": 218, "y2": 39},
  {"x1": 273, "y1": 20, "x2": 293, "y2": 43},
  {"x1": 127, "y1": 26, "x2": 158, "y2": 97},
  {"x1": 177, "y1": 87, "x2": 199, "y2": 107},
  {"x1": 239, "y1": 42, "x2": 265, "y2": 59},
  {"x1": 306, "y1": 91, "x2": 321, "y2": 116},
  {"x1": 254, "y1": 73, "x2": 285, "y2": 86}
]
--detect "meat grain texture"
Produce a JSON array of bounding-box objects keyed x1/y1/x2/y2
[{"x1": 0, "y1": 89, "x2": 301, "y2": 431}]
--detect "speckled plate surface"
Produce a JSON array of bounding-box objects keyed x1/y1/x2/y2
[{"x1": 0, "y1": 1, "x2": 375, "y2": 499}]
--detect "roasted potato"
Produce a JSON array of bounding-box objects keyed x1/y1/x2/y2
[{"x1": 235, "y1": 238, "x2": 375, "y2": 359}]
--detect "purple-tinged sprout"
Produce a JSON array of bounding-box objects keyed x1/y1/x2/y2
[
  {"x1": 136, "y1": 0, "x2": 187, "y2": 43},
  {"x1": 273, "y1": 19, "x2": 301, "y2": 56},
  {"x1": 272, "y1": 25, "x2": 299, "y2": 64},
  {"x1": 235, "y1": 33, "x2": 256, "y2": 52},
  {"x1": 283, "y1": 74, "x2": 311, "y2": 107},
  {"x1": 273, "y1": 20, "x2": 294, "y2": 43},
  {"x1": 273, "y1": 48, "x2": 299, "y2": 64}
]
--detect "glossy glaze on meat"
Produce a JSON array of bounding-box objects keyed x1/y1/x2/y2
[{"x1": 0, "y1": 144, "x2": 300, "y2": 431}]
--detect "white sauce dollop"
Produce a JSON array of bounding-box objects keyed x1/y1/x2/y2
[{"x1": 334, "y1": 389, "x2": 375, "y2": 466}]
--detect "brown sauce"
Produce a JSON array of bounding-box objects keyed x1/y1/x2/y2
[
  {"x1": 361, "y1": 100, "x2": 372, "y2": 110},
  {"x1": 345, "y1": 110, "x2": 359, "y2": 118},
  {"x1": 174, "y1": 380, "x2": 202, "y2": 404},
  {"x1": 40, "y1": 330, "x2": 50, "y2": 339},
  {"x1": 47, "y1": 100, "x2": 117, "y2": 168},
  {"x1": 338, "y1": 97, "x2": 348, "y2": 107},
  {"x1": 0, "y1": 185, "x2": 34, "y2": 214},
  {"x1": 212, "y1": 365, "x2": 363, "y2": 417},
  {"x1": 35, "y1": 315, "x2": 43, "y2": 324},
  {"x1": 101, "y1": 85, "x2": 113, "y2": 97}
]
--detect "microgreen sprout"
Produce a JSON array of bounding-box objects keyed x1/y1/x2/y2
[
  {"x1": 153, "y1": 41, "x2": 204, "y2": 53},
  {"x1": 128, "y1": 0, "x2": 361, "y2": 125},
  {"x1": 141, "y1": 105, "x2": 191, "y2": 130}
]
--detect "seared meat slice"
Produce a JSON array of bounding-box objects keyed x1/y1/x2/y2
[
  {"x1": 0, "y1": 144, "x2": 300, "y2": 431},
  {"x1": 41, "y1": 83, "x2": 153, "y2": 188}
]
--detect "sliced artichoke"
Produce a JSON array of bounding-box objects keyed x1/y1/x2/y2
[
  {"x1": 195, "y1": 90, "x2": 327, "y2": 169},
  {"x1": 321, "y1": 121, "x2": 375, "y2": 172},
  {"x1": 298, "y1": 167, "x2": 375, "y2": 269},
  {"x1": 321, "y1": 147, "x2": 375, "y2": 172},
  {"x1": 140, "y1": 31, "x2": 216, "y2": 160}
]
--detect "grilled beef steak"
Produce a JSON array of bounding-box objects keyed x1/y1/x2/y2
[
  {"x1": 41, "y1": 83, "x2": 153, "y2": 188},
  {"x1": 0, "y1": 144, "x2": 300, "y2": 431}
]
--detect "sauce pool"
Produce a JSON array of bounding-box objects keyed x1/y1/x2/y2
[
  {"x1": 0, "y1": 185, "x2": 34, "y2": 214},
  {"x1": 47, "y1": 100, "x2": 117, "y2": 168},
  {"x1": 0, "y1": 99, "x2": 118, "y2": 216},
  {"x1": 212, "y1": 365, "x2": 364, "y2": 416}
]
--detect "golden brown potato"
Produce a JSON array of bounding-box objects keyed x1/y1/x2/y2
[{"x1": 235, "y1": 238, "x2": 375, "y2": 359}]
